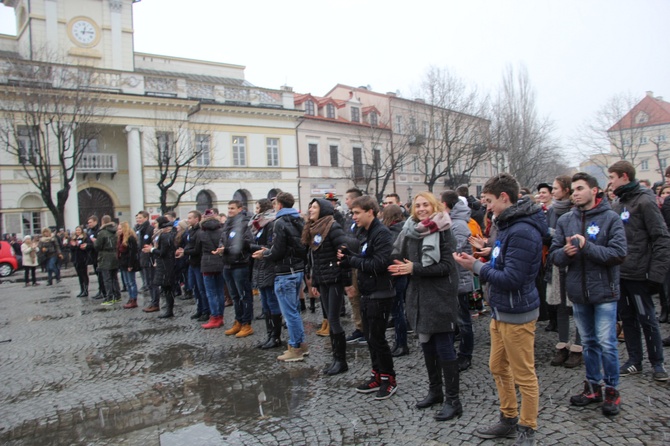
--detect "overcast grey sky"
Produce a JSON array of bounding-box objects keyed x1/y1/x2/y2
[{"x1": 0, "y1": 0, "x2": 668, "y2": 165}]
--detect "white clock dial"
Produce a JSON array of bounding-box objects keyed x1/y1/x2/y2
[{"x1": 71, "y1": 20, "x2": 97, "y2": 45}]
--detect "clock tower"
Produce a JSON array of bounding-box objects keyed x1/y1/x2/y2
[{"x1": 2, "y1": 0, "x2": 138, "y2": 71}]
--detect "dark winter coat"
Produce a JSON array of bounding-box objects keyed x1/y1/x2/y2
[
  {"x1": 551, "y1": 198, "x2": 627, "y2": 305},
  {"x1": 394, "y1": 221, "x2": 459, "y2": 334},
  {"x1": 94, "y1": 223, "x2": 119, "y2": 270},
  {"x1": 306, "y1": 199, "x2": 351, "y2": 287},
  {"x1": 135, "y1": 220, "x2": 154, "y2": 268},
  {"x1": 183, "y1": 224, "x2": 202, "y2": 267},
  {"x1": 612, "y1": 182, "x2": 670, "y2": 283},
  {"x1": 450, "y1": 200, "x2": 474, "y2": 294},
  {"x1": 151, "y1": 229, "x2": 176, "y2": 287},
  {"x1": 68, "y1": 234, "x2": 93, "y2": 267},
  {"x1": 220, "y1": 214, "x2": 253, "y2": 269},
  {"x1": 263, "y1": 208, "x2": 307, "y2": 275},
  {"x1": 38, "y1": 235, "x2": 61, "y2": 261},
  {"x1": 662, "y1": 195, "x2": 670, "y2": 230},
  {"x1": 473, "y1": 199, "x2": 548, "y2": 324},
  {"x1": 196, "y1": 217, "x2": 224, "y2": 274},
  {"x1": 344, "y1": 218, "x2": 395, "y2": 299},
  {"x1": 249, "y1": 215, "x2": 276, "y2": 289},
  {"x1": 117, "y1": 235, "x2": 141, "y2": 272}
]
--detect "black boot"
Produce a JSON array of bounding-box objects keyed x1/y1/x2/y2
[
  {"x1": 545, "y1": 305, "x2": 558, "y2": 332},
  {"x1": 659, "y1": 292, "x2": 669, "y2": 323},
  {"x1": 76, "y1": 282, "x2": 85, "y2": 297},
  {"x1": 326, "y1": 332, "x2": 349, "y2": 375},
  {"x1": 309, "y1": 297, "x2": 316, "y2": 313},
  {"x1": 416, "y1": 350, "x2": 444, "y2": 409},
  {"x1": 80, "y1": 284, "x2": 88, "y2": 298},
  {"x1": 434, "y1": 359, "x2": 463, "y2": 421},
  {"x1": 261, "y1": 314, "x2": 282, "y2": 349},
  {"x1": 257, "y1": 315, "x2": 273, "y2": 349},
  {"x1": 300, "y1": 299, "x2": 307, "y2": 313},
  {"x1": 158, "y1": 290, "x2": 174, "y2": 318}
]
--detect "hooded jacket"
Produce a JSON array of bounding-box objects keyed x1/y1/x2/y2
[
  {"x1": 219, "y1": 213, "x2": 253, "y2": 269},
  {"x1": 249, "y1": 211, "x2": 276, "y2": 288},
  {"x1": 611, "y1": 182, "x2": 670, "y2": 283},
  {"x1": 306, "y1": 198, "x2": 351, "y2": 287},
  {"x1": 262, "y1": 207, "x2": 307, "y2": 276},
  {"x1": 94, "y1": 222, "x2": 119, "y2": 270},
  {"x1": 473, "y1": 199, "x2": 548, "y2": 323},
  {"x1": 450, "y1": 199, "x2": 474, "y2": 294},
  {"x1": 196, "y1": 217, "x2": 224, "y2": 274},
  {"x1": 551, "y1": 198, "x2": 627, "y2": 305}
]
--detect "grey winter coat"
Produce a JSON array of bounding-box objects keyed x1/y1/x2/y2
[
  {"x1": 551, "y1": 198, "x2": 627, "y2": 305},
  {"x1": 450, "y1": 200, "x2": 474, "y2": 295},
  {"x1": 396, "y1": 225, "x2": 459, "y2": 334}
]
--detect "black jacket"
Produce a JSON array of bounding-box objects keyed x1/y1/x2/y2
[
  {"x1": 196, "y1": 217, "x2": 224, "y2": 274},
  {"x1": 307, "y1": 216, "x2": 350, "y2": 287},
  {"x1": 118, "y1": 236, "x2": 141, "y2": 272},
  {"x1": 263, "y1": 209, "x2": 306, "y2": 275},
  {"x1": 220, "y1": 214, "x2": 253, "y2": 269},
  {"x1": 151, "y1": 230, "x2": 176, "y2": 286},
  {"x1": 343, "y1": 218, "x2": 395, "y2": 299},
  {"x1": 183, "y1": 224, "x2": 202, "y2": 267},
  {"x1": 250, "y1": 217, "x2": 276, "y2": 288},
  {"x1": 135, "y1": 220, "x2": 154, "y2": 268}
]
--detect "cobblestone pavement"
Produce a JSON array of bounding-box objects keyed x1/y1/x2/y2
[{"x1": 1, "y1": 271, "x2": 670, "y2": 445}]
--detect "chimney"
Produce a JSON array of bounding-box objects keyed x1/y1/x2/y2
[
  {"x1": 386, "y1": 91, "x2": 396, "y2": 97},
  {"x1": 280, "y1": 85, "x2": 293, "y2": 92},
  {"x1": 657, "y1": 96, "x2": 664, "y2": 101},
  {"x1": 646, "y1": 91, "x2": 654, "y2": 97},
  {"x1": 415, "y1": 98, "x2": 425, "y2": 103}
]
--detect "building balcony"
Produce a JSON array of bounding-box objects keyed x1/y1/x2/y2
[{"x1": 78, "y1": 153, "x2": 118, "y2": 179}]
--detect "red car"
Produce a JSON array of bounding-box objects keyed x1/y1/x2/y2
[{"x1": 0, "y1": 241, "x2": 19, "y2": 277}]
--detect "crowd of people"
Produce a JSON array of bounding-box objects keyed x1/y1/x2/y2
[{"x1": 8, "y1": 160, "x2": 670, "y2": 445}]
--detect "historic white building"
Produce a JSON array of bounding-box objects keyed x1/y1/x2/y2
[{"x1": 0, "y1": 0, "x2": 301, "y2": 235}]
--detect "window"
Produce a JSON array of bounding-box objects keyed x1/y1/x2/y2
[
  {"x1": 329, "y1": 145, "x2": 338, "y2": 167},
  {"x1": 659, "y1": 134, "x2": 667, "y2": 142},
  {"x1": 395, "y1": 115, "x2": 403, "y2": 134},
  {"x1": 353, "y1": 146, "x2": 363, "y2": 179},
  {"x1": 196, "y1": 190, "x2": 212, "y2": 213},
  {"x1": 373, "y1": 147, "x2": 381, "y2": 168},
  {"x1": 423, "y1": 121, "x2": 429, "y2": 138},
  {"x1": 641, "y1": 159, "x2": 649, "y2": 171},
  {"x1": 266, "y1": 138, "x2": 279, "y2": 167},
  {"x1": 326, "y1": 103, "x2": 336, "y2": 119},
  {"x1": 661, "y1": 158, "x2": 668, "y2": 170},
  {"x1": 156, "y1": 131, "x2": 172, "y2": 164},
  {"x1": 636, "y1": 112, "x2": 649, "y2": 124},
  {"x1": 22, "y1": 211, "x2": 41, "y2": 236},
  {"x1": 413, "y1": 156, "x2": 419, "y2": 173},
  {"x1": 308, "y1": 143, "x2": 318, "y2": 166},
  {"x1": 232, "y1": 136, "x2": 246, "y2": 166},
  {"x1": 195, "y1": 134, "x2": 210, "y2": 166},
  {"x1": 17, "y1": 126, "x2": 37, "y2": 164},
  {"x1": 640, "y1": 136, "x2": 648, "y2": 144},
  {"x1": 351, "y1": 106, "x2": 360, "y2": 123},
  {"x1": 409, "y1": 117, "x2": 416, "y2": 133},
  {"x1": 305, "y1": 100, "x2": 315, "y2": 116},
  {"x1": 369, "y1": 112, "x2": 378, "y2": 127},
  {"x1": 435, "y1": 123, "x2": 441, "y2": 140},
  {"x1": 623, "y1": 138, "x2": 631, "y2": 146},
  {"x1": 80, "y1": 137, "x2": 98, "y2": 153}
]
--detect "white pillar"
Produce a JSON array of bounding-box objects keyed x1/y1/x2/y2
[
  {"x1": 109, "y1": 0, "x2": 123, "y2": 70},
  {"x1": 44, "y1": 0, "x2": 58, "y2": 57},
  {"x1": 125, "y1": 126, "x2": 145, "y2": 217},
  {"x1": 63, "y1": 131, "x2": 80, "y2": 231}
]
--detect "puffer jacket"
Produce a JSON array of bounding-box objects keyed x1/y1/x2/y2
[
  {"x1": 68, "y1": 234, "x2": 93, "y2": 267},
  {"x1": 345, "y1": 218, "x2": 395, "y2": 299},
  {"x1": 220, "y1": 214, "x2": 253, "y2": 269},
  {"x1": 473, "y1": 199, "x2": 548, "y2": 323},
  {"x1": 94, "y1": 222, "x2": 119, "y2": 270},
  {"x1": 306, "y1": 199, "x2": 351, "y2": 287},
  {"x1": 196, "y1": 217, "x2": 224, "y2": 274},
  {"x1": 611, "y1": 182, "x2": 670, "y2": 283},
  {"x1": 450, "y1": 200, "x2": 474, "y2": 294},
  {"x1": 249, "y1": 212, "x2": 276, "y2": 289},
  {"x1": 183, "y1": 224, "x2": 202, "y2": 267},
  {"x1": 551, "y1": 198, "x2": 627, "y2": 305},
  {"x1": 38, "y1": 236, "x2": 61, "y2": 260},
  {"x1": 135, "y1": 220, "x2": 154, "y2": 268},
  {"x1": 263, "y1": 207, "x2": 306, "y2": 275},
  {"x1": 117, "y1": 235, "x2": 140, "y2": 272},
  {"x1": 394, "y1": 219, "x2": 459, "y2": 334},
  {"x1": 152, "y1": 229, "x2": 175, "y2": 286}
]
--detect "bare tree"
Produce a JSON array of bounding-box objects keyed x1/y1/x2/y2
[
  {"x1": 0, "y1": 58, "x2": 107, "y2": 228},
  {"x1": 573, "y1": 92, "x2": 644, "y2": 177},
  {"x1": 148, "y1": 120, "x2": 211, "y2": 213},
  {"x1": 408, "y1": 67, "x2": 491, "y2": 192},
  {"x1": 489, "y1": 65, "x2": 560, "y2": 188},
  {"x1": 651, "y1": 131, "x2": 669, "y2": 182}
]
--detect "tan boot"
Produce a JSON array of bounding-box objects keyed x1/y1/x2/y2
[
  {"x1": 316, "y1": 319, "x2": 330, "y2": 337},
  {"x1": 299, "y1": 342, "x2": 309, "y2": 357},
  {"x1": 225, "y1": 320, "x2": 242, "y2": 336},
  {"x1": 277, "y1": 345, "x2": 306, "y2": 362},
  {"x1": 235, "y1": 323, "x2": 254, "y2": 338}
]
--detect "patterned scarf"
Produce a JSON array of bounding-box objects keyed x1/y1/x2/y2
[{"x1": 394, "y1": 211, "x2": 452, "y2": 266}]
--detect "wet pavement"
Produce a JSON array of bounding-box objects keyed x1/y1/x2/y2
[{"x1": 1, "y1": 272, "x2": 670, "y2": 445}]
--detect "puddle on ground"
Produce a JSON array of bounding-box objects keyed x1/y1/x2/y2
[
  {"x1": 28, "y1": 313, "x2": 73, "y2": 321},
  {"x1": 0, "y1": 364, "x2": 319, "y2": 445}
]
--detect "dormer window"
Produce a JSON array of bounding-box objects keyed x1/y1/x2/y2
[
  {"x1": 326, "y1": 103, "x2": 336, "y2": 119},
  {"x1": 636, "y1": 112, "x2": 649, "y2": 124},
  {"x1": 351, "y1": 106, "x2": 360, "y2": 123},
  {"x1": 369, "y1": 112, "x2": 378, "y2": 126},
  {"x1": 305, "y1": 100, "x2": 315, "y2": 116}
]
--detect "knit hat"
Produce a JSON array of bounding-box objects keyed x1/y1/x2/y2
[{"x1": 203, "y1": 209, "x2": 217, "y2": 218}]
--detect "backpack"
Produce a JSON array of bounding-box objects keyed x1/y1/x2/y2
[{"x1": 284, "y1": 216, "x2": 307, "y2": 262}]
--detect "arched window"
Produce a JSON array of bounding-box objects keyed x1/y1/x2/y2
[{"x1": 196, "y1": 190, "x2": 213, "y2": 213}]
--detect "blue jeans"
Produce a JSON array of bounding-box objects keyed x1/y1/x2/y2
[
  {"x1": 120, "y1": 270, "x2": 138, "y2": 299},
  {"x1": 619, "y1": 279, "x2": 665, "y2": 367},
  {"x1": 573, "y1": 301, "x2": 619, "y2": 388},
  {"x1": 421, "y1": 331, "x2": 457, "y2": 361},
  {"x1": 223, "y1": 267, "x2": 253, "y2": 324},
  {"x1": 275, "y1": 272, "x2": 305, "y2": 348},
  {"x1": 392, "y1": 276, "x2": 408, "y2": 347},
  {"x1": 260, "y1": 286, "x2": 281, "y2": 316},
  {"x1": 188, "y1": 266, "x2": 209, "y2": 314},
  {"x1": 203, "y1": 273, "x2": 225, "y2": 317},
  {"x1": 46, "y1": 256, "x2": 60, "y2": 283},
  {"x1": 457, "y1": 292, "x2": 474, "y2": 359}
]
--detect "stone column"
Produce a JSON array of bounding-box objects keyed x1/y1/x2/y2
[
  {"x1": 109, "y1": 0, "x2": 123, "y2": 70},
  {"x1": 63, "y1": 131, "x2": 80, "y2": 231},
  {"x1": 125, "y1": 126, "x2": 145, "y2": 217}
]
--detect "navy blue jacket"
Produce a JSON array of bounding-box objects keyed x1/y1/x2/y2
[
  {"x1": 473, "y1": 199, "x2": 548, "y2": 323},
  {"x1": 551, "y1": 198, "x2": 627, "y2": 305}
]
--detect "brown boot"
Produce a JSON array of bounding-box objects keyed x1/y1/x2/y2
[
  {"x1": 316, "y1": 319, "x2": 330, "y2": 337},
  {"x1": 550, "y1": 344, "x2": 570, "y2": 366},
  {"x1": 564, "y1": 345, "x2": 583, "y2": 368},
  {"x1": 235, "y1": 323, "x2": 254, "y2": 338},
  {"x1": 225, "y1": 320, "x2": 242, "y2": 336}
]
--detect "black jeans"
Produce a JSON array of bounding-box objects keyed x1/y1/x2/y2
[
  {"x1": 361, "y1": 295, "x2": 395, "y2": 376},
  {"x1": 24, "y1": 266, "x2": 36, "y2": 285},
  {"x1": 619, "y1": 279, "x2": 665, "y2": 367},
  {"x1": 457, "y1": 292, "x2": 474, "y2": 358},
  {"x1": 75, "y1": 264, "x2": 89, "y2": 289},
  {"x1": 319, "y1": 283, "x2": 345, "y2": 335},
  {"x1": 101, "y1": 269, "x2": 120, "y2": 299}
]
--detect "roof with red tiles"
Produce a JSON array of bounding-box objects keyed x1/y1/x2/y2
[{"x1": 609, "y1": 94, "x2": 670, "y2": 131}]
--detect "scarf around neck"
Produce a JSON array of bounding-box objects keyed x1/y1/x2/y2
[
  {"x1": 250, "y1": 210, "x2": 275, "y2": 236},
  {"x1": 303, "y1": 215, "x2": 335, "y2": 251},
  {"x1": 394, "y1": 211, "x2": 452, "y2": 267}
]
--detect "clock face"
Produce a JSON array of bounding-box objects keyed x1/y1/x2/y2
[{"x1": 71, "y1": 19, "x2": 97, "y2": 46}]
